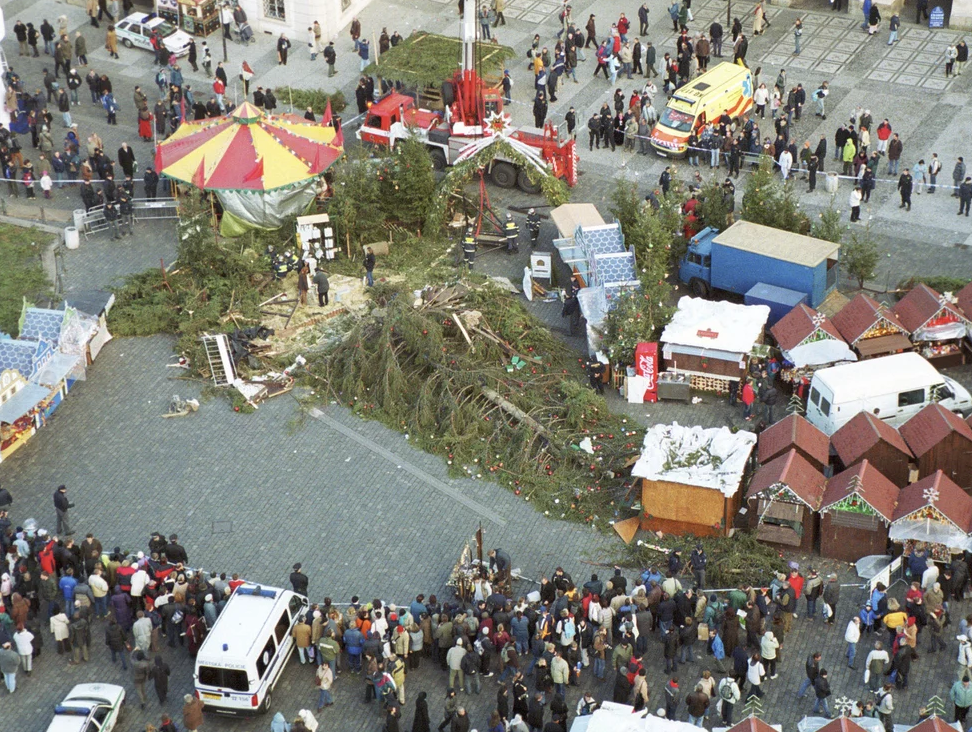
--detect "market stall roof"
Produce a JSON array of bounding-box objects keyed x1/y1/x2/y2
[
  {"x1": 771, "y1": 303, "x2": 844, "y2": 351},
  {"x1": 830, "y1": 411, "x2": 913, "y2": 468},
  {"x1": 892, "y1": 283, "x2": 970, "y2": 333},
  {"x1": 155, "y1": 102, "x2": 342, "y2": 191},
  {"x1": 892, "y1": 470, "x2": 972, "y2": 527},
  {"x1": 661, "y1": 296, "x2": 770, "y2": 355},
  {"x1": 812, "y1": 718, "x2": 873, "y2": 732},
  {"x1": 832, "y1": 293, "x2": 910, "y2": 345},
  {"x1": 713, "y1": 221, "x2": 840, "y2": 268},
  {"x1": 33, "y1": 352, "x2": 84, "y2": 388},
  {"x1": 0, "y1": 381, "x2": 49, "y2": 424},
  {"x1": 757, "y1": 414, "x2": 830, "y2": 467},
  {"x1": 631, "y1": 422, "x2": 756, "y2": 497},
  {"x1": 906, "y1": 718, "x2": 965, "y2": 732},
  {"x1": 898, "y1": 403, "x2": 972, "y2": 459},
  {"x1": 746, "y1": 449, "x2": 827, "y2": 510},
  {"x1": 784, "y1": 339, "x2": 857, "y2": 369},
  {"x1": 568, "y1": 701, "x2": 713, "y2": 732},
  {"x1": 722, "y1": 716, "x2": 784, "y2": 732},
  {"x1": 957, "y1": 282, "x2": 972, "y2": 320},
  {"x1": 0, "y1": 339, "x2": 45, "y2": 377},
  {"x1": 20, "y1": 306, "x2": 66, "y2": 344},
  {"x1": 550, "y1": 203, "x2": 605, "y2": 240},
  {"x1": 820, "y1": 460, "x2": 900, "y2": 521},
  {"x1": 364, "y1": 31, "x2": 516, "y2": 86}
]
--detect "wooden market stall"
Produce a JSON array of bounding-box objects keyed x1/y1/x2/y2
[
  {"x1": 757, "y1": 414, "x2": 831, "y2": 473},
  {"x1": 0, "y1": 369, "x2": 49, "y2": 463},
  {"x1": 631, "y1": 423, "x2": 757, "y2": 537},
  {"x1": 957, "y1": 281, "x2": 972, "y2": 322},
  {"x1": 659, "y1": 296, "x2": 770, "y2": 394},
  {"x1": 832, "y1": 294, "x2": 913, "y2": 360},
  {"x1": 177, "y1": 0, "x2": 220, "y2": 36},
  {"x1": 830, "y1": 411, "x2": 914, "y2": 488},
  {"x1": 745, "y1": 448, "x2": 827, "y2": 551},
  {"x1": 898, "y1": 403, "x2": 972, "y2": 489},
  {"x1": 770, "y1": 303, "x2": 856, "y2": 397},
  {"x1": 819, "y1": 460, "x2": 900, "y2": 561},
  {"x1": 889, "y1": 470, "x2": 972, "y2": 564},
  {"x1": 892, "y1": 283, "x2": 972, "y2": 368}
]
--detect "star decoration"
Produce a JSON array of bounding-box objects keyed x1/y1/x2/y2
[
  {"x1": 811, "y1": 312, "x2": 826, "y2": 328},
  {"x1": 834, "y1": 696, "x2": 856, "y2": 717},
  {"x1": 484, "y1": 111, "x2": 513, "y2": 137},
  {"x1": 924, "y1": 487, "x2": 941, "y2": 504}
]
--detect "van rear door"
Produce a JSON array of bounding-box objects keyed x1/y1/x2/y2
[{"x1": 806, "y1": 382, "x2": 835, "y2": 433}]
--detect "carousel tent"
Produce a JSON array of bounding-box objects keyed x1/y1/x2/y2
[{"x1": 155, "y1": 101, "x2": 343, "y2": 234}]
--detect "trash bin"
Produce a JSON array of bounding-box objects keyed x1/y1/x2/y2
[
  {"x1": 73, "y1": 208, "x2": 85, "y2": 229},
  {"x1": 825, "y1": 172, "x2": 839, "y2": 194},
  {"x1": 64, "y1": 226, "x2": 80, "y2": 250}
]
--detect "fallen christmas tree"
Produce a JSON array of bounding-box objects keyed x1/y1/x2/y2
[{"x1": 301, "y1": 281, "x2": 644, "y2": 523}]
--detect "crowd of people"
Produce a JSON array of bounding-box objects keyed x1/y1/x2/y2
[{"x1": 6, "y1": 481, "x2": 972, "y2": 732}]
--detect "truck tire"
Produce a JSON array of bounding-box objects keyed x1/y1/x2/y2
[
  {"x1": 517, "y1": 169, "x2": 542, "y2": 193},
  {"x1": 490, "y1": 161, "x2": 517, "y2": 189},
  {"x1": 429, "y1": 148, "x2": 447, "y2": 171},
  {"x1": 441, "y1": 81, "x2": 455, "y2": 107},
  {"x1": 690, "y1": 278, "x2": 710, "y2": 298}
]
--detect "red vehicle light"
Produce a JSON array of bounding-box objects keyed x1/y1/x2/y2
[{"x1": 251, "y1": 695, "x2": 259, "y2": 707}]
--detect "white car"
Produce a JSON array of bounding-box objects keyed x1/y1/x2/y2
[
  {"x1": 115, "y1": 13, "x2": 192, "y2": 57},
  {"x1": 45, "y1": 683, "x2": 126, "y2": 732}
]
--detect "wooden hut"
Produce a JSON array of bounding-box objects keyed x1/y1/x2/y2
[
  {"x1": 898, "y1": 403, "x2": 972, "y2": 489},
  {"x1": 832, "y1": 293, "x2": 912, "y2": 360},
  {"x1": 771, "y1": 303, "x2": 856, "y2": 395},
  {"x1": 957, "y1": 281, "x2": 972, "y2": 320},
  {"x1": 724, "y1": 717, "x2": 784, "y2": 732},
  {"x1": 819, "y1": 460, "x2": 899, "y2": 561},
  {"x1": 631, "y1": 423, "x2": 757, "y2": 537},
  {"x1": 892, "y1": 283, "x2": 972, "y2": 367},
  {"x1": 814, "y1": 717, "x2": 872, "y2": 732},
  {"x1": 757, "y1": 414, "x2": 831, "y2": 473},
  {"x1": 830, "y1": 411, "x2": 914, "y2": 487},
  {"x1": 745, "y1": 448, "x2": 827, "y2": 551},
  {"x1": 890, "y1": 471, "x2": 972, "y2": 563},
  {"x1": 905, "y1": 717, "x2": 965, "y2": 732}
]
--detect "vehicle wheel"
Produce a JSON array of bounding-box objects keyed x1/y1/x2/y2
[
  {"x1": 517, "y1": 169, "x2": 542, "y2": 193},
  {"x1": 429, "y1": 148, "x2": 447, "y2": 171},
  {"x1": 261, "y1": 690, "x2": 272, "y2": 713},
  {"x1": 690, "y1": 278, "x2": 710, "y2": 298},
  {"x1": 490, "y1": 161, "x2": 517, "y2": 189},
  {"x1": 122, "y1": 38, "x2": 133, "y2": 48}
]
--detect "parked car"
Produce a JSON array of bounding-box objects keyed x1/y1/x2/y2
[
  {"x1": 45, "y1": 683, "x2": 126, "y2": 732},
  {"x1": 115, "y1": 13, "x2": 191, "y2": 57}
]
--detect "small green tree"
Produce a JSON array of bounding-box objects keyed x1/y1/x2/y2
[
  {"x1": 812, "y1": 201, "x2": 844, "y2": 244},
  {"x1": 696, "y1": 178, "x2": 732, "y2": 232},
  {"x1": 843, "y1": 222, "x2": 880, "y2": 289},
  {"x1": 327, "y1": 147, "x2": 385, "y2": 248},
  {"x1": 741, "y1": 158, "x2": 810, "y2": 233}
]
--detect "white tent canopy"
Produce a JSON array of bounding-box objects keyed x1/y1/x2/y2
[{"x1": 570, "y1": 702, "x2": 710, "y2": 732}]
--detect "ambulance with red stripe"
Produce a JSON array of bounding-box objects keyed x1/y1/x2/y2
[{"x1": 650, "y1": 63, "x2": 754, "y2": 157}]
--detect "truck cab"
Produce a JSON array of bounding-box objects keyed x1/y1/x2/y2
[
  {"x1": 357, "y1": 93, "x2": 442, "y2": 147},
  {"x1": 678, "y1": 227, "x2": 716, "y2": 297}
]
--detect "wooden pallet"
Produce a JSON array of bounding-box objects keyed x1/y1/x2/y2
[{"x1": 689, "y1": 373, "x2": 732, "y2": 394}]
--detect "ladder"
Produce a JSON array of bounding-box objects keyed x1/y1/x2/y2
[{"x1": 201, "y1": 333, "x2": 236, "y2": 386}]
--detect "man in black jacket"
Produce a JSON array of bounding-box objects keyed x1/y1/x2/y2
[
  {"x1": 797, "y1": 651, "x2": 821, "y2": 698},
  {"x1": 812, "y1": 669, "x2": 832, "y2": 716},
  {"x1": 54, "y1": 485, "x2": 73, "y2": 535},
  {"x1": 290, "y1": 563, "x2": 309, "y2": 595},
  {"x1": 164, "y1": 534, "x2": 188, "y2": 565}
]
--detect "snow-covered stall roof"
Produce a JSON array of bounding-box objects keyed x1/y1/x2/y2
[
  {"x1": 631, "y1": 422, "x2": 757, "y2": 497},
  {"x1": 661, "y1": 297, "x2": 770, "y2": 357},
  {"x1": 569, "y1": 702, "x2": 710, "y2": 732},
  {"x1": 784, "y1": 339, "x2": 858, "y2": 369}
]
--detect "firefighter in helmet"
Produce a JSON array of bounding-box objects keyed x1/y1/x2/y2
[
  {"x1": 526, "y1": 207, "x2": 541, "y2": 247},
  {"x1": 504, "y1": 212, "x2": 519, "y2": 254},
  {"x1": 462, "y1": 227, "x2": 477, "y2": 268}
]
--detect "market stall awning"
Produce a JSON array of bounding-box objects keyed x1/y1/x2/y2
[
  {"x1": 0, "y1": 383, "x2": 50, "y2": 424},
  {"x1": 784, "y1": 339, "x2": 857, "y2": 369},
  {"x1": 33, "y1": 352, "x2": 85, "y2": 388},
  {"x1": 888, "y1": 519, "x2": 972, "y2": 552},
  {"x1": 854, "y1": 333, "x2": 913, "y2": 357}
]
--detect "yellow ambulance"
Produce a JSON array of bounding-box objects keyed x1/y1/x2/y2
[{"x1": 650, "y1": 62, "x2": 754, "y2": 157}]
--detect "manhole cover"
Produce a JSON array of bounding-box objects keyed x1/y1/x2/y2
[{"x1": 212, "y1": 520, "x2": 233, "y2": 535}]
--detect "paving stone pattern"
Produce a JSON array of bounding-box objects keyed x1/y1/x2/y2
[{"x1": 866, "y1": 28, "x2": 968, "y2": 90}]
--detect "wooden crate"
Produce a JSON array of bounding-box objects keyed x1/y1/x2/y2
[{"x1": 689, "y1": 373, "x2": 732, "y2": 394}]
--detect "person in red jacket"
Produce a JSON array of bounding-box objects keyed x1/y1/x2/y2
[
  {"x1": 617, "y1": 13, "x2": 630, "y2": 42},
  {"x1": 741, "y1": 379, "x2": 755, "y2": 420},
  {"x1": 789, "y1": 568, "x2": 805, "y2": 601},
  {"x1": 876, "y1": 119, "x2": 892, "y2": 155}
]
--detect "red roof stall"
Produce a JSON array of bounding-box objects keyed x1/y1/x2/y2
[
  {"x1": 898, "y1": 404, "x2": 972, "y2": 490},
  {"x1": 819, "y1": 460, "x2": 900, "y2": 561},
  {"x1": 889, "y1": 470, "x2": 972, "y2": 563},
  {"x1": 892, "y1": 284, "x2": 972, "y2": 368},
  {"x1": 832, "y1": 294, "x2": 913, "y2": 360},
  {"x1": 830, "y1": 411, "x2": 914, "y2": 487},
  {"x1": 757, "y1": 414, "x2": 831, "y2": 473},
  {"x1": 956, "y1": 282, "x2": 972, "y2": 323},
  {"x1": 771, "y1": 304, "x2": 856, "y2": 395},
  {"x1": 746, "y1": 448, "x2": 826, "y2": 552}
]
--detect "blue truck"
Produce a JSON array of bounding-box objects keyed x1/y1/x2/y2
[{"x1": 678, "y1": 221, "x2": 840, "y2": 317}]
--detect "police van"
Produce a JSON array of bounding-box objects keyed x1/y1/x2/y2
[{"x1": 193, "y1": 584, "x2": 308, "y2": 714}]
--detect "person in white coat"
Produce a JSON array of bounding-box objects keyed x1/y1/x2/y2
[
  {"x1": 779, "y1": 148, "x2": 793, "y2": 180},
  {"x1": 13, "y1": 628, "x2": 34, "y2": 674},
  {"x1": 845, "y1": 617, "x2": 861, "y2": 669},
  {"x1": 50, "y1": 605, "x2": 71, "y2": 655},
  {"x1": 849, "y1": 186, "x2": 863, "y2": 222}
]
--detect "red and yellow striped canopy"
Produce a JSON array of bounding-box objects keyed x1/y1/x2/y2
[{"x1": 155, "y1": 102, "x2": 343, "y2": 191}]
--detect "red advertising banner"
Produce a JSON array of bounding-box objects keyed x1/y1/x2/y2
[{"x1": 635, "y1": 342, "x2": 659, "y2": 403}]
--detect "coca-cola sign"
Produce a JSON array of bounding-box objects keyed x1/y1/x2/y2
[{"x1": 634, "y1": 342, "x2": 659, "y2": 403}]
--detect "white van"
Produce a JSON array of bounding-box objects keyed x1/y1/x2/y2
[
  {"x1": 805, "y1": 352, "x2": 972, "y2": 434},
  {"x1": 193, "y1": 584, "x2": 308, "y2": 715}
]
